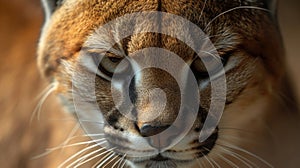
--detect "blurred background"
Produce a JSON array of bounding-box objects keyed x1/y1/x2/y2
[{"x1": 0, "y1": 0, "x2": 299, "y2": 167}]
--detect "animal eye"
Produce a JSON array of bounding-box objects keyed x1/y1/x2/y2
[
  {"x1": 191, "y1": 54, "x2": 228, "y2": 78},
  {"x1": 92, "y1": 52, "x2": 130, "y2": 77}
]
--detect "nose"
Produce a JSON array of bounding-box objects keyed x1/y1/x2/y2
[
  {"x1": 138, "y1": 123, "x2": 175, "y2": 149},
  {"x1": 139, "y1": 124, "x2": 169, "y2": 137}
]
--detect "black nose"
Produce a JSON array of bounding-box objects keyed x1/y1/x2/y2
[
  {"x1": 139, "y1": 124, "x2": 169, "y2": 137},
  {"x1": 138, "y1": 124, "x2": 174, "y2": 149}
]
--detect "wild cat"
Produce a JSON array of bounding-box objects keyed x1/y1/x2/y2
[{"x1": 37, "y1": 0, "x2": 300, "y2": 167}]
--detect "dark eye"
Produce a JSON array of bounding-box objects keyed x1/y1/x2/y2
[
  {"x1": 191, "y1": 54, "x2": 229, "y2": 78},
  {"x1": 92, "y1": 52, "x2": 130, "y2": 77}
]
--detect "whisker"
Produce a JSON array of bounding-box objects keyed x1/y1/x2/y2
[
  {"x1": 34, "y1": 84, "x2": 54, "y2": 101},
  {"x1": 216, "y1": 152, "x2": 239, "y2": 168},
  {"x1": 199, "y1": 151, "x2": 215, "y2": 168},
  {"x1": 219, "y1": 134, "x2": 266, "y2": 146},
  {"x1": 104, "y1": 154, "x2": 119, "y2": 168},
  {"x1": 72, "y1": 147, "x2": 112, "y2": 168},
  {"x1": 58, "y1": 141, "x2": 106, "y2": 168},
  {"x1": 206, "y1": 29, "x2": 232, "y2": 40},
  {"x1": 41, "y1": 133, "x2": 104, "y2": 156},
  {"x1": 204, "y1": 6, "x2": 270, "y2": 31},
  {"x1": 79, "y1": 120, "x2": 105, "y2": 125},
  {"x1": 73, "y1": 147, "x2": 106, "y2": 168},
  {"x1": 164, "y1": 161, "x2": 168, "y2": 168},
  {"x1": 60, "y1": 123, "x2": 81, "y2": 152},
  {"x1": 219, "y1": 127, "x2": 257, "y2": 133},
  {"x1": 30, "y1": 84, "x2": 56, "y2": 123},
  {"x1": 92, "y1": 152, "x2": 107, "y2": 168},
  {"x1": 203, "y1": 147, "x2": 221, "y2": 168},
  {"x1": 97, "y1": 150, "x2": 117, "y2": 168},
  {"x1": 217, "y1": 141, "x2": 274, "y2": 168},
  {"x1": 217, "y1": 145, "x2": 255, "y2": 168},
  {"x1": 118, "y1": 154, "x2": 127, "y2": 168},
  {"x1": 55, "y1": 133, "x2": 105, "y2": 141},
  {"x1": 31, "y1": 150, "x2": 54, "y2": 160},
  {"x1": 119, "y1": 154, "x2": 127, "y2": 168},
  {"x1": 201, "y1": 50, "x2": 221, "y2": 61},
  {"x1": 31, "y1": 138, "x2": 104, "y2": 160},
  {"x1": 84, "y1": 133, "x2": 105, "y2": 137},
  {"x1": 94, "y1": 149, "x2": 116, "y2": 168},
  {"x1": 112, "y1": 155, "x2": 124, "y2": 168},
  {"x1": 49, "y1": 138, "x2": 106, "y2": 151},
  {"x1": 47, "y1": 118, "x2": 78, "y2": 122},
  {"x1": 195, "y1": 156, "x2": 205, "y2": 167},
  {"x1": 199, "y1": 0, "x2": 208, "y2": 21},
  {"x1": 210, "y1": 157, "x2": 221, "y2": 168}
]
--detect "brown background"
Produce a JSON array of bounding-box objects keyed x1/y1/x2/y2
[
  {"x1": 0, "y1": 0, "x2": 299, "y2": 167},
  {"x1": 279, "y1": 0, "x2": 300, "y2": 98}
]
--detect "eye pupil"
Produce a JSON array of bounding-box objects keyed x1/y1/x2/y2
[
  {"x1": 109, "y1": 57, "x2": 121, "y2": 63},
  {"x1": 191, "y1": 52, "x2": 231, "y2": 79}
]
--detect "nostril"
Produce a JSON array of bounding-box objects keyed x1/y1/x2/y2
[{"x1": 139, "y1": 124, "x2": 170, "y2": 137}]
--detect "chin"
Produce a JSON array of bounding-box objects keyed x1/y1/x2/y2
[{"x1": 126, "y1": 157, "x2": 197, "y2": 168}]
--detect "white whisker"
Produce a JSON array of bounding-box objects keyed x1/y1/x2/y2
[
  {"x1": 216, "y1": 152, "x2": 239, "y2": 168},
  {"x1": 58, "y1": 141, "x2": 106, "y2": 168},
  {"x1": 96, "y1": 149, "x2": 117, "y2": 168},
  {"x1": 31, "y1": 136, "x2": 105, "y2": 160},
  {"x1": 38, "y1": 133, "x2": 104, "y2": 157},
  {"x1": 219, "y1": 126, "x2": 255, "y2": 133},
  {"x1": 204, "y1": 6, "x2": 270, "y2": 31},
  {"x1": 34, "y1": 84, "x2": 54, "y2": 101},
  {"x1": 120, "y1": 154, "x2": 127, "y2": 168},
  {"x1": 73, "y1": 147, "x2": 106, "y2": 168},
  {"x1": 72, "y1": 147, "x2": 110, "y2": 168},
  {"x1": 55, "y1": 133, "x2": 105, "y2": 141},
  {"x1": 206, "y1": 29, "x2": 232, "y2": 40},
  {"x1": 203, "y1": 147, "x2": 221, "y2": 168},
  {"x1": 104, "y1": 154, "x2": 119, "y2": 168},
  {"x1": 60, "y1": 123, "x2": 81, "y2": 152},
  {"x1": 195, "y1": 157, "x2": 204, "y2": 167},
  {"x1": 118, "y1": 154, "x2": 126, "y2": 168},
  {"x1": 31, "y1": 150, "x2": 54, "y2": 160},
  {"x1": 94, "y1": 149, "x2": 115, "y2": 168},
  {"x1": 217, "y1": 145, "x2": 255, "y2": 168},
  {"x1": 92, "y1": 152, "x2": 106, "y2": 168},
  {"x1": 218, "y1": 141, "x2": 274, "y2": 168},
  {"x1": 79, "y1": 120, "x2": 105, "y2": 124},
  {"x1": 30, "y1": 84, "x2": 56, "y2": 122},
  {"x1": 49, "y1": 138, "x2": 106, "y2": 151},
  {"x1": 199, "y1": 0, "x2": 208, "y2": 21},
  {"x1": 112, "y1": 155, "x2": 123, "y2": 168},
  {"x1": 84, "y1": 133, "x2": 105, "y2": 137},
  {"x1": 47, "y1": 118, "x2": 78, "y2": 122},
  {"x1": 199, "y1": 151, "x2": 215, "y2": 168},
  {"x1": 201, "y1": 50, "x2": 221, "y2": 61}
]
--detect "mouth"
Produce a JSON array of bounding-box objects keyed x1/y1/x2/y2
[
  {"x1": 134, "y1": 154, "x2": 192, "y2": 168},
  {"x1": 150, "y1": 154, "x2": 169, "y2": 161},
  {"x1": 103, "y1": 125, "x2": 218, "y2": 167},
  {"x1": 147, "y1": 155, "x2": 179, "y2": 168},
  {"x1": 129, "y1": 152, "x2": 195, "y2": 164}
]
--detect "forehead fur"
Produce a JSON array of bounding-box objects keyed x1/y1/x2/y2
[{"x1": 38, "y1": 0, "x2": 281, "y2": 79}]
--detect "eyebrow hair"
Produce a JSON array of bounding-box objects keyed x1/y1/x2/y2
[{"x1": 81, "y1": 47, "x2": 125, "y2": 59}]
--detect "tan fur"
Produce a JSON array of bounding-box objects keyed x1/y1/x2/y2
[
  {"x1": 37, "y1": 0, "x2": 300, "y2": 167},
  {"x1": 0, "y1": 1, "x2": 95, "y2": 168},
  {"x1": 1, "y1": 0, "x2": 300, "y2": 168}
]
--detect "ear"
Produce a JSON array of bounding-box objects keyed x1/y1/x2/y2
[
  {"x1": 263, "y1": 0, "x2": 277, "y2": 16},
  {"x1": 41, "y1": 0, "x2": 63, "y2": 18}
]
